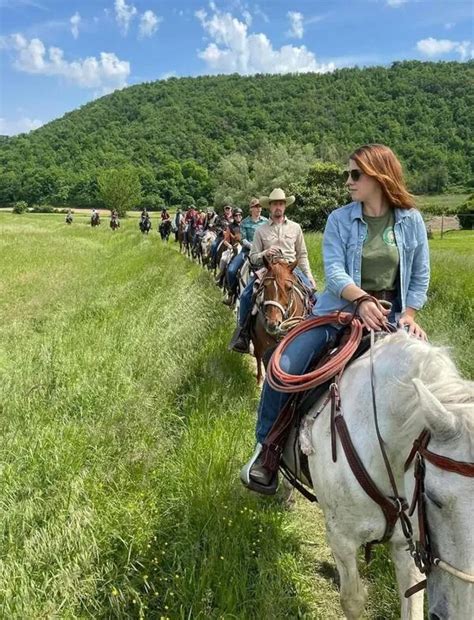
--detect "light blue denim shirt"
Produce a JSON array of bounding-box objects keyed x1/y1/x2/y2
[{"x1": 313, "y1": 202, "x2": 430, "y2": 317}]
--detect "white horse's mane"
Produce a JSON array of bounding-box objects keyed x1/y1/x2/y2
[{"x1": 379, "y1": 331, "x2": 474, "y2": 434}]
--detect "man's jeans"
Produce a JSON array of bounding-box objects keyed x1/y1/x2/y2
[
  {"x1": 238, "y1": 266, "x2": 313, "y2": 327},
  {"x1": 226, "y1": 250, "x2": 247, "y2": 292},
  {"x1": 256, "y1": 324, "x2": 340, "y2": 444}
]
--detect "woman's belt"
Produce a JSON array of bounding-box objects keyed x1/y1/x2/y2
[{"x1": 366, "y1": 289, "x2": 397, "y2": 302}]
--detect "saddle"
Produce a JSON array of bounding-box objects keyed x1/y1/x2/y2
[{"x1": 262, "y1": 327, "x2": 378, "y2": 499}]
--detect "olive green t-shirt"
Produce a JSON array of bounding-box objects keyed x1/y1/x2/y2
[{"x1": 361, "y1": 210, "x2": 399, "y2": 291}]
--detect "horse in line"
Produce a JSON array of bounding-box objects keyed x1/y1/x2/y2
[
  {"x1": 90, "y1": 212, "x2": 100, "y2": 227},
  {"x1": 139, "y1": 217, "x2": 151, "y2": 235},
  {"x1": 200, "y1": 229, "x2": 217, "y2": 269},
  {"x1": 250, "y1": 258, "x2": 309, "y2": 384},
  {"x1": 159, "y1": 220, "x2": 172, "y2": 241}
]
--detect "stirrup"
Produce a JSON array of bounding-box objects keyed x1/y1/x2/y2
[
  {"x1": 240, "y1": 444, "x2": 279, "y2": 496},
  {"x1": 228, "y1": 325, "x2": 249, "y2": 353}
]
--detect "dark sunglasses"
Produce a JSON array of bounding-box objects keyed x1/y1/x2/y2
[
  {"x1": 343, "y1": 169, "x2": 363, "y2": 182},
  {"x1": 224, "y1": 206, "x2": 232, "y2": 210}
]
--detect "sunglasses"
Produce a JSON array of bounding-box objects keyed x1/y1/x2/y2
[
  {"x1": 343, "y1": 169, "x2": 363, "y2": 182},
  {"x1": 224, "y1": 207, "x2": 232, "y2": 211}
]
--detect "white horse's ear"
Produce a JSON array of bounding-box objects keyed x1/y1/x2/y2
[{"x1": 413, "y1": 378, "x2": 459, "y2": 440}]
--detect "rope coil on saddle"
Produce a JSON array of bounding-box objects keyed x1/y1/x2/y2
[{"x1": 266, "y1": 295, "x2": 382, "y2": 393}]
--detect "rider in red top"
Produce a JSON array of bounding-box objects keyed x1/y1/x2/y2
[
  {"x1": 185, "y1": 205, "x2": 198, "y2": 224},
  {"x1": 161, "y1": 208, "x2": 171, "y2": 222}
]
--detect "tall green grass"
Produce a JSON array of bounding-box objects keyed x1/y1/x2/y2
[{"x1": 0, "y1": 215, "x2": 339, "y2": 618}]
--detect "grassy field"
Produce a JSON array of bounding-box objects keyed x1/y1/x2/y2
[
  {"x1": 0, "y1": 213, "x2": 472, "y2": 618},
  {"x1": 414, "y1": 193, "x2": 469, "y2": 215}
]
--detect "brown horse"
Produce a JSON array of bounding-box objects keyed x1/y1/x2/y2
[{"x1": 250, "y1": 258, "x2": 310, "y2": 384}]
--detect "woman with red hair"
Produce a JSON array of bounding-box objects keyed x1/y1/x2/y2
[{"x1": 241, "y1": 143, "x2": 430, "y2": 495}]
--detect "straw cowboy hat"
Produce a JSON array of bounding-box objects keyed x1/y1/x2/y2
[{"x1": 259, "y1": 188, "x2": 295, "y2": 209}]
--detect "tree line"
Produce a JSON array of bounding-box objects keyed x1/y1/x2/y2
[{"x1": 0, "y1": 61, "x2": 472, "y2": 218}]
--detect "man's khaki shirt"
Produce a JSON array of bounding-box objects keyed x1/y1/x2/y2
[{"x1": 249, "y1": 217, "x2": 312, "y2": 278}]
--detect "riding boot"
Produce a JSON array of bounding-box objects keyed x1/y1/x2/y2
[
  {"x1": 228, "y1": 321, "x2": 250, "y2": 353},
  {"x1": 240, "y1": 444, "x2": 278, "y2": 495},
  {"x1": 215, "y1": 270, "x2": 225, "y2": 287},
  {"x1": 222, "y1": 293, "x2": 234, "y2": 306}
]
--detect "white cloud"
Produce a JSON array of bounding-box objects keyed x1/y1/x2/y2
[
  {"x1": 70, "y1": 12, "x2": 81, "y2": 39},
  {"x1": 254, "y1": 4, "x2": 269, "y2": 23},
  {"x1": 417, "y1": 37, "x2": 473, "y2": 59},
  {"x1": 1, "y1": 33, "x2": 130, "y2": 90},
  {"x1": 287, "y1": 11, "x2": 303, "y2": 39},
  {"x1": 195, "y1": 7, "x2": 334, "y2": 75},
  {"x1": 114, "y1": 0, "x2": 137, "y2": 35},
  {"x1": 387, "y1": 0, "x2": 408, "y2": 7},
  {"x1": 444, "y1": 22, "x2": 455, "y2": 30},
  {"x1": 0, "y1": 116, "x2": 43, "y2": 136},
  {"x1": 139, "y1": 10, "x2": 162, "y2": 38}
]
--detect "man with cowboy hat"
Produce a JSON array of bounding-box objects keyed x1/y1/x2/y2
[
  {"x1": 223, "y1": 198, "x2": 267, "y2": 306},
  {"x1": 229, "y1": 188, "x2": 316, "y2": 353}
]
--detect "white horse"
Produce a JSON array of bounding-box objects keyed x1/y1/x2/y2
[
  {"x1": 200, "y1": 229, "x2": 216, "y2": 268},
  {"x1": 298, "y1": 331, "x2": 473, "y2": 619}
]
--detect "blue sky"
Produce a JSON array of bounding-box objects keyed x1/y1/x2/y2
[{"x1": 0, "y1": 0, "x2": 472, "y2": 135}]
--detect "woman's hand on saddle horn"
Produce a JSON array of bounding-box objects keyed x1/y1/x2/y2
[
  {"x1": 398, "y1": 311, "x2": 427, "y2": 341},
  {"x1": 358, "y1": 299, "x2": 390, "y2": 331}
]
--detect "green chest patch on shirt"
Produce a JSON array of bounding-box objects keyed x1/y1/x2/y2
[{"x1": 361, "y1": 210, "x2": 399, "y2": 292}]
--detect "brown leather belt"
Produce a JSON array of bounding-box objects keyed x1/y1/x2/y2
[{"x1": 366, "y1": 289, "x2": 397, "y2": 302}]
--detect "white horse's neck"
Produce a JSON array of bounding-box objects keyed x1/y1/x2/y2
[{"x1": 338, "y1": 334, "x2": 431, "y2": 488}]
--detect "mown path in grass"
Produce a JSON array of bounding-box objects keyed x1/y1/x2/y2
[{"x1": 0, "y1": 214, "x2": 471, "y2": 618}]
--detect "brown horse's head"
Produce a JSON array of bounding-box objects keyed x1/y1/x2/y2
[{"x1": 260, "y1": 258, "x2": 299, "y2": 335}]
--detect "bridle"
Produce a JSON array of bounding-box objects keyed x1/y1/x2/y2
[
  {"x1": 258, "y1": 273, "x2": 307, "y2": 335},
  {"x1": 403, "y1": 430, "x2": 474, "y2": 596}
]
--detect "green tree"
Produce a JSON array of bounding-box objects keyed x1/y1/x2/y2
[
  {"x1": 213, "y1": 153, "x2": 251, "y2": 207},
  {"x1": 12, "y1": 200, "x2": 28, "y2": 214},
  {"x1": 458, "y1": 194, "x2": 474, "y2": 230},
  {"x1": 98, "y1": 167, "x2": 142, "y2": 216},
  {"x1": 288, "y1": 162, "x2": 349, "y2": 230}
]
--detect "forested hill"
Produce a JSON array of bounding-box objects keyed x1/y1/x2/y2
[{"x1": 1, "y1": 61, "x2": 473, "y2": 206}]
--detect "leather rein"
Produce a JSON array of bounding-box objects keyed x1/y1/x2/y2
[{"x1": 403, "y1": 430, "x2": 474, "y2": 596}]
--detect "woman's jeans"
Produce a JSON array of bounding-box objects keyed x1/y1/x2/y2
[{"x1": 256, "y1": 324, "x2": 340, "y2": 444}]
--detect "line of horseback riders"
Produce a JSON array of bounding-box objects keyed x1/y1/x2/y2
[{"x1": 66, "y1": 207, "x2": 173, "y2": 239}]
